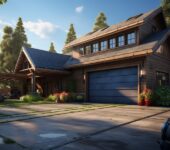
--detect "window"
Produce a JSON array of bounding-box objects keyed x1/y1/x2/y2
[
  {"x1": 80, "y1": 47, "x2": 84, "y2": 52},
  {"x1": 92, "y1": 43, "x2": 99, "y2": 53},
  {"x1": 101, "y1": 41, "x2": 107, "y2": 51},
  {"x1": 85, "y1": 45, "x2": 91, "y2": 54},
  {"x1": 118, "y1": 35, "x2": 125, "y2": 47},
  {"x1": 109, "y1": 38, "x2": 116, "y2": 49},
  {"x1": 79, "y1": 47, "x2": 84, "y2": 54},
  {"x1": 128, "y1": 32, "x2": 136, "y2": 45},
  {"x1": 156, "y1": 71, "x2": 169, "y2": 86}
]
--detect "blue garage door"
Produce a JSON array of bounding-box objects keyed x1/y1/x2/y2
[{"x1": 88, "y1": 66, "x2": 138, "y2": 104}]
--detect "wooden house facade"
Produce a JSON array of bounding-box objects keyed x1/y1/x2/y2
[{"x1": 15, "y1": 8, "x2": 170, "y2": 104}]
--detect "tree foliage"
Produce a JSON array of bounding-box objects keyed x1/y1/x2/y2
[
  {"x1": 0, "y1": 26, "x2": 13, "y2": 72},
  {"x1": 65, "y1": 24, "x2": 77, "y2": 44},
  {"x1": 49, "y1": 42, "x2": 56, "y2": 53},
  {"x1": 93, "y1": 12, "x2": 109, "y2": 32},
  {"x1": 0, "y1": 0, "x2": 7, "y2": 5},
  {"x1": 161, "y1": 0, "x2": 170, "y2": 26},
  {"x1": 0, "y1": 17, "x2": 31, "y2": 73}
]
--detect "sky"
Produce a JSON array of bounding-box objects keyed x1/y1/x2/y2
[{"x1": 0, "y1": 0, "x2": 161, "y2": 53}]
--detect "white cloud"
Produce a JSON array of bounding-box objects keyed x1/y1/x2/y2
[
  {"x1": 0, "y1": 19, "x2": 12, "y2": 26},
  {"x1": 24, "y1": 20, "x2": 59, "y2": 39},
  {"x1": 75, "y1": 6, "x2": 84, "y2": 13}
]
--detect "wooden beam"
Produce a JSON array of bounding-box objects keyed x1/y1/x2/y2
[{"x1": 31, "y1": 72, "x2": 36, "y2": 93}]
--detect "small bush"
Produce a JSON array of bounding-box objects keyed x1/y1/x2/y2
[
  {"x1": 59, "y1": 92, "x2": 69, "y2": 103},
  {"x1": 45, "y1": 95, "x2": 57, "y2": 102},
  {"x1": 20, "y1": 93, "x2": 43, "y2": 102},
  {"x1": 155, "y1": 86, "x2": 170, "y2": 106},
  {"x1": 76, "y1": 95, "x2": 84, "y2": 102}
]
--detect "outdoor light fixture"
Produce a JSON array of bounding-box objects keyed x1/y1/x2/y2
[
  {"x1": 140, "y1": 68, "x2": 145, "y2": 77},
  {"x1": 83, "y1": 74, "x2": 86, "y2": 80}
]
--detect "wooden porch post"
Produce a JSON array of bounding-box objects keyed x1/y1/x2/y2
[{"x1": 31, "y1": 72, "x2": 36, "y2": 93}]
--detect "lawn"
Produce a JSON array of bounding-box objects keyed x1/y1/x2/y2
[{"x1": 0, "y1": 99, "x2": 55, "y2": 107}]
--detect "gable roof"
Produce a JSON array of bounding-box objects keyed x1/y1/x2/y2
[
  {"x1": 64, "y1": 7, "x2": 162, "y2": 49},
  {"x1": 64, "y1": 29, "x2": 170, "y2": 68},
  {"x1": 15, "y1": 47, "x2": 70, "y2": 72}
]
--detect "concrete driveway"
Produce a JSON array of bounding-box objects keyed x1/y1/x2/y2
[{"x1": 0, "y1": 104, "x2": 169, "y2": 150}]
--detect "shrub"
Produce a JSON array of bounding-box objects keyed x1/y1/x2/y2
[
  {"x1": 20, "y1": 93, "x2": 43, "y2": 102},
  {"x1": 155, "y1": 86, "x2": 170, "y2": 106},
  {"x1": 45, "y1": 94, "x2": 57, "y2": 102},
  {"x1": 76, "y1": 95, "x2": 84, "y2": 102}
]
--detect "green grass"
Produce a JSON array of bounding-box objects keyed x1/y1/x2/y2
[{"x1": 0, "y1": 99, "x2": 55, "y2": 107}]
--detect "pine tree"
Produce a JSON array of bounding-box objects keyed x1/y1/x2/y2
[
  {"x1": 65, "y1": 24, "x2": 77, "y2": 44},
  {"x1": 0, "y1": 17, "x2": 31, "y2": 72},
  {"x1": 49, "y1": 42, "x2": 56, "y2": 53},
  {"x1": 12, "y1": 17, "x2": 31, "y2": 69},
  {"x1": 0, "y1": 0, "x2": 7, "y2": 5},
  {"x1": 93, "y1": 12, "x2": 109, "y2": 32},
  {"x1": 162, "y1": 0, "x2": 170, "y2": 26},
  {"x1": 0, "y1": 26, "x2": 14, "y2": 72}
]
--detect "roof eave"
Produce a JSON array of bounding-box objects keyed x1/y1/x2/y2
[{"x1": 65, "y1": 49, "x2": 152, "y2": 69}]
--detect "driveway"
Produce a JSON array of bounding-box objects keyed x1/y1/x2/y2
[{"x1": 0, "y1": 104, "x2": 169, "y2": 150}]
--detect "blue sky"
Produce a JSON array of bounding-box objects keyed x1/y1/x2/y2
[{"x1": 0, "y1": 0, "x2": 161, "y2": 53}]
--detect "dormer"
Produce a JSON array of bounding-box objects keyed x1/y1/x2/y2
[{"x1": 63, "y1": 7, "x2": 167, "y2": 57}]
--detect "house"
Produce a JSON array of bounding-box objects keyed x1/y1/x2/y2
[{"x1": 15, "y1": 8, "x2": 170, "y2": 104}]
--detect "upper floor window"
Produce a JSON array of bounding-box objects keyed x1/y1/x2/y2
[
  {"x1": 79, "y1": 47, "x2": 84, "y2": 54},
  {"x1": 92, "y1": 43, "x2": 99, "y2": 53},
  {"x1": 85, "y1": 45, "x2": 91, "y2": 54},
  {"x1": 101, "y1": 41, "x2": 107, "y2": 51},
  {"x1": 118, "y1": 35, "x2": 125, "y2": 47},
  {"x1": 109, "y1": 38, "x2": 116, "y2": 49},
  {"x1": 128, "y1": 32, "x2": 136, "y2": 45}
]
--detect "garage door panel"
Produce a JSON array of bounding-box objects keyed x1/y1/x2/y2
[
  {"x1": 88, "y1": 66, "x2": 138, "y2": 104},
  {"x1": 89, "y1": 82, "x2": 138, "y2": 90},
  {"x1": 89, "y1": 96, "x2": 137, "y2": 104},
  {"x1": 89, "y1": 89, "x2": 138, "y2": 97},
  {"x1": 89, "y1": 75, "x2": 138, "y2": 84}
]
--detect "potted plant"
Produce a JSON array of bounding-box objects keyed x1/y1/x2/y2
[
  {"x1": 138, "y1": 93, "x2": 145, "y2": 106},
  {"x1": 144, "y1": 89, "x2": 153, "y2": 106}
]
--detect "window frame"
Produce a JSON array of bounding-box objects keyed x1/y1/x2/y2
[
  {"x1": 118, "y1": 35, "x2": 125, "y2": 47},
  {"x1": 127, "y1": 32, "x2": 136, "y2": 45},
  {"x1": 100, "y1": 40, "x2": 107, "y2": 51},
  {"x1": 109, "y1": 38, "x2": 116, "y2": 49},
  {"x1": 92, "y1": 43, "x2": 99, "y2": 53},
  {"x1": 85, "y1": 45, "x2": 92, "y2": 55}
]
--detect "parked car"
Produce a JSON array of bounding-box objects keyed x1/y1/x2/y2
[{"x1": 160, "y1": 118, "x2": 170, "y2": 150}]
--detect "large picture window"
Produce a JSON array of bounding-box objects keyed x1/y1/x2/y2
[
  {"x1": 156, "y1": 71, "x2": 169, "y2": 86},
  {"x1": 128, "y1": 32, "x2": 136, "y2": 45}
]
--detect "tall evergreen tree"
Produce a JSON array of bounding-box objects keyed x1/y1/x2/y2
[
  {"x1": 63, "y1": 24, "x2": 77, "y2": 53},
  {"x1": 0, "y1": 17, "x2": 31, "y2": 72},
  {"x1": 65, "y1": 24, "x2": 77, "y2": 44},
  {"x1": 93, "y1": 12, "x2": 108, "y2": 32},
  {"x1": 49, "y1": 42, "x2": 56, "y2": 53},
  {"x1": 162, "y1": 0, "x2": 170, "y2": 26},
  {"x1": 0, "y1": 26, "x2": 14, "y2": 72},
  {"x1": 0, "y1": 0, "x2": 7, "y2": 5},
  {"x1": 11, "y1": 17, "x2": 31, "y2": 70}
]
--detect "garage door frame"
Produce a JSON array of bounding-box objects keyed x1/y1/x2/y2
[{"x1": 86, "y1": 64, "x2": 140, "y2": 104}]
